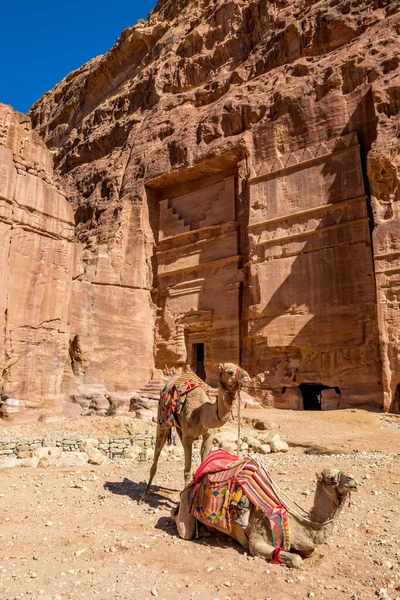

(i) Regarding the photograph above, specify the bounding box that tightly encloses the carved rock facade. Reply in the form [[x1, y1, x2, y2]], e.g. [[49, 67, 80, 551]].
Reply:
[[3, 0, 398, 416]]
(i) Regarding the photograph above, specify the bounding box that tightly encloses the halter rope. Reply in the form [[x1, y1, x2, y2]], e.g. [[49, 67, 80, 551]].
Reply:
[[253, 458, 346, 525], [216, 366, 241, 421]]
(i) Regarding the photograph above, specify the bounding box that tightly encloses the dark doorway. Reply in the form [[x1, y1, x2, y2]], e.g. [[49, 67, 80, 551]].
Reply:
[[299, 384, 341, 410], [392, 384, 400, 414], [192, 343, 206, 381], [299, 384, 324, 410]]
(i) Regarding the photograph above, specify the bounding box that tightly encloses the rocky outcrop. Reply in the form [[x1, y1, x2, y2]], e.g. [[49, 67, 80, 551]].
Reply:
[[19, 0, 400, 412], [0, 104, 78, 422]]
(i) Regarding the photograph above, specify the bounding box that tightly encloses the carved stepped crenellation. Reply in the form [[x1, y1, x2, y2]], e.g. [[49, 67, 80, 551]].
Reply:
[[198, 197, 231, 228], [198, 177, 236, 229], [137, 380, 167, 400], [159, 199, 191, 240]]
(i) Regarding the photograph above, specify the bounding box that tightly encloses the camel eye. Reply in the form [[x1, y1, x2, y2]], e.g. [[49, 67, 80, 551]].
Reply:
[[227, 369, 233, 374]]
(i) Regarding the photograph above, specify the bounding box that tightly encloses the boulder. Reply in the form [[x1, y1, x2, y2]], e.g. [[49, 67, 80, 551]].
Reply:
[[58, 452, 90, 467], [37, 456, 54, 468], [123, 446, 143, 460], [213, 431, 237, 446], [108, 393, 133, 414], [220, 441, 237, 454], [69, 384, 109, 412], [270, 440, 289, 453], [240, 391, 261, 408], [258, 432, 280, 445], [252, 419, 277, 431], [138, 448, 154, 461], [89, 396, 111, 415], [87, 449, 106, 465], [0, 398, 24, 421], [245, 436, 262, 451], [20, 456, 40, 468], [135, 407, 156, 421], [258, 444, 272, 454], [81, 438, 100, 453], [33, 447, 62, 460]]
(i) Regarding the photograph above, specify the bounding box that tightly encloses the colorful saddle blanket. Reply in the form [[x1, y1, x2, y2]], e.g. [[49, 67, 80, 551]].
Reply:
[[157, 371, 211, 429], [189, 449, 290, 550]]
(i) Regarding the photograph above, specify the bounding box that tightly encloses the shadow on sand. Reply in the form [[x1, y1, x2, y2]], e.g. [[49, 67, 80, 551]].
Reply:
[[105, 479, 244, 552], [104, 477, 179, 509], [154, 514, 245, 553]]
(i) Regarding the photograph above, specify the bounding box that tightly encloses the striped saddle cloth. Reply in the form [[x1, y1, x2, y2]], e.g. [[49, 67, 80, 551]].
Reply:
[[189, 449, 291, 550], [157, 371, 211, 429]]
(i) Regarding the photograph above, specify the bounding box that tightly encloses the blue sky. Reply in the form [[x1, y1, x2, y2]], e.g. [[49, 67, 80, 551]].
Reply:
[[1, 0, 157, 114]]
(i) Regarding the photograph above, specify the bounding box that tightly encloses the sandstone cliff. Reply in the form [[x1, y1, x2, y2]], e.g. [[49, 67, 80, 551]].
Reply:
[[0, 104, 79, 421], [24, 0, 400, 413]]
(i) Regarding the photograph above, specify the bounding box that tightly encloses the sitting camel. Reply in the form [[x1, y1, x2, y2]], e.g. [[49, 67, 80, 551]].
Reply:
[[145, 363, 250, 493], [173, 466, 358, 568]]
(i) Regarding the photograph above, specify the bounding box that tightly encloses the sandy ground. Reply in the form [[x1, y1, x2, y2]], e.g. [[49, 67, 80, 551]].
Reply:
[[0, 408, 399, 600]]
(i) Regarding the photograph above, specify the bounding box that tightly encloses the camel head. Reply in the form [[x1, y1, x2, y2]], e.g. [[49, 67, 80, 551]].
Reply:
[[218, 363, 251, 393], [317, 468, 358, 499]]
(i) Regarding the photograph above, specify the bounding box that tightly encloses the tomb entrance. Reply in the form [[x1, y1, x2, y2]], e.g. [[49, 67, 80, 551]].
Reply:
[[148, 170, 243, 386]]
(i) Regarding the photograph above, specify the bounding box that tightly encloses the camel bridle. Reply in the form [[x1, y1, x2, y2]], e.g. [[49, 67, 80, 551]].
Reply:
[[323, 471, 354, 506], [220, 366, 242, 395], [252, 460, 352, 525], [216, 366, 242, 421]]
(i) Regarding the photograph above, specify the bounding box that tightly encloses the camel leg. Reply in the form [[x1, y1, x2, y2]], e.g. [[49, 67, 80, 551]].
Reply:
[[182, 435, 193, 485], [145, 425, 170, 494], [175, 426, 183, 445], [172, 485, 196, 540], [200, 431, 213, 462], [249, 534, 303, 568], [230, 522, 250, 550]]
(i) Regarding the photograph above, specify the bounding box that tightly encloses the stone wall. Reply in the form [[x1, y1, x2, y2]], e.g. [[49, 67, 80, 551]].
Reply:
[[0, 433, 154, 460]]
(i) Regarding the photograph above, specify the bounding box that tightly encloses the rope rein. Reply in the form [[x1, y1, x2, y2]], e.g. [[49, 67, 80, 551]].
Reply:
[[237, 386, 241, 458], [253, 458, 345, 525]]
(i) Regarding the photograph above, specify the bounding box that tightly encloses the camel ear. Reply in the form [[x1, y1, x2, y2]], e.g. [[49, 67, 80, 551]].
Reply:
[[218, 363, 224, 373]]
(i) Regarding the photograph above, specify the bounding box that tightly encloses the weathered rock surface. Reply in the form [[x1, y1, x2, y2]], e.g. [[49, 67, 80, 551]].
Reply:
[[0, 104, 78, 422], [1, 0, 399, 418]]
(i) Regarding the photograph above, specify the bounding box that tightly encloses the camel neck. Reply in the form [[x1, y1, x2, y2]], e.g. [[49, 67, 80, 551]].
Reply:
[[309, 483, 344, 524], [216, 381, 237, 421], [290, 484, 346, 550]]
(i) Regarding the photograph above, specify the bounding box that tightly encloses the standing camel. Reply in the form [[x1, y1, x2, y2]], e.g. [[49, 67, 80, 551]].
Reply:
[[145, 363, 251, 494]]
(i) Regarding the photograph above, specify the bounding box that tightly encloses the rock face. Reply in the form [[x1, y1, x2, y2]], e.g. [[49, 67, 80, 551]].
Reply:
[[2, 0, 397, 415], [0, 104, 78, 421]]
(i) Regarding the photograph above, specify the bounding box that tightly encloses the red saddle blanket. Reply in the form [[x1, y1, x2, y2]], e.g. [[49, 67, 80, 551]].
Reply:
[[157, 371, 211, 429], [189, 449, 291, 550]]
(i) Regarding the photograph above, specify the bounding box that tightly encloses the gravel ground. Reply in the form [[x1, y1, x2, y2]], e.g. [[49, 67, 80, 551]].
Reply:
[[0, 408, 399, 600]]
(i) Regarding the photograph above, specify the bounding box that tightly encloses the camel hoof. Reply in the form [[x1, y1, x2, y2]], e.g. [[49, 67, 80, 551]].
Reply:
[[139, 490, 152, 503], [288, 554, 303, 569]]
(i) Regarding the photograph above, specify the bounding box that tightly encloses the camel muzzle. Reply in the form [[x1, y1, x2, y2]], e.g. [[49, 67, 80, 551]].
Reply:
[[345, 479, 358, 490]]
